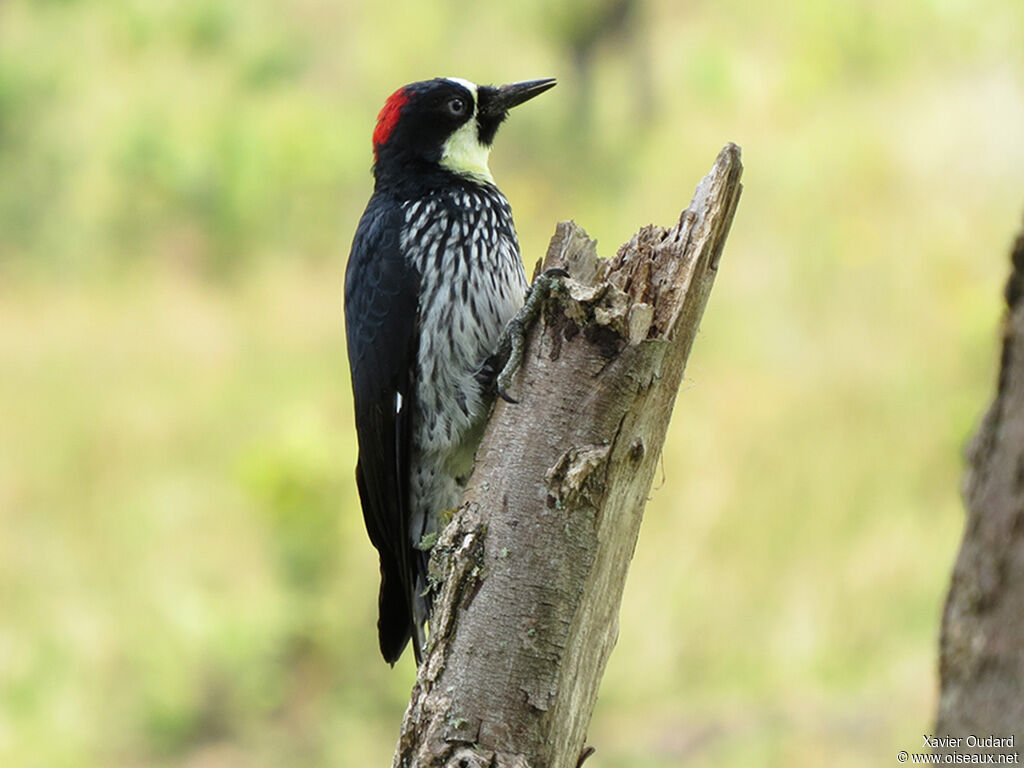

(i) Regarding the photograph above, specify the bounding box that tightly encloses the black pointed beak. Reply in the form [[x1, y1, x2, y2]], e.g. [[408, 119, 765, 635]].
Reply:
[[481, 78, 557, 116]]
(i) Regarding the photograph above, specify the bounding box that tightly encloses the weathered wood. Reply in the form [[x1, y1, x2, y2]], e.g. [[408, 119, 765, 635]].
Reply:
[[393, 144, 743, 768], [936, 217, 1024, 755]]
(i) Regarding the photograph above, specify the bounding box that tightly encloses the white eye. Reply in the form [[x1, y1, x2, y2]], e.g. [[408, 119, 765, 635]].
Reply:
[[447, 97, 468, 117]]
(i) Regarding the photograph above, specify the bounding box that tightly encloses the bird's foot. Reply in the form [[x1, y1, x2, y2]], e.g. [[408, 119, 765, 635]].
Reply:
[[576, 745, 596, 767], [492, 267, 570, 404]]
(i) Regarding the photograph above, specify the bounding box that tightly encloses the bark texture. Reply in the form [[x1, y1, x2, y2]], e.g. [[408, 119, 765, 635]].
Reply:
[[936, 216, 1024, 753], [393, 144, 743, 768]]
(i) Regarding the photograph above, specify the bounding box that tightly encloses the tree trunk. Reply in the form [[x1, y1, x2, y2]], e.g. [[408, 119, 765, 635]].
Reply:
[[392, 144, 743, 768], [936, 216, 1024, 756]]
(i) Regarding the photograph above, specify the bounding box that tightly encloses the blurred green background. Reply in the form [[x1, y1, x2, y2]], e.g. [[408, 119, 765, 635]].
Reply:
[[2, 0, 1023, 766]]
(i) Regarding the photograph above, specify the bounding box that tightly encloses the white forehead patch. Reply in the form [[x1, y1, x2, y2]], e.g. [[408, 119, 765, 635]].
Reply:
[[445, 77, 478, 101]]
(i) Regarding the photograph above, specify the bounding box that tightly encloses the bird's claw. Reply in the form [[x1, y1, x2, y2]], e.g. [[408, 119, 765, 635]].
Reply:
[[496, 380, 519, 405], [494, 267, 570, 404], [540, 267, 570, 280]]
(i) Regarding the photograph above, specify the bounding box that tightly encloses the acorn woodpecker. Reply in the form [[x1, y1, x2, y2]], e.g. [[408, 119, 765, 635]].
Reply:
[[344, 76, 556, 664]]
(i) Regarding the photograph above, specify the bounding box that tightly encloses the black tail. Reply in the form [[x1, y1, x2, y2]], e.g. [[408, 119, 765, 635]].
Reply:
[[377, 555, 415, 665]]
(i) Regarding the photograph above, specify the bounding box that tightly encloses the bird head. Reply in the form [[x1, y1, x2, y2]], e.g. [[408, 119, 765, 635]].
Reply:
[[371, 77, 556, 185]]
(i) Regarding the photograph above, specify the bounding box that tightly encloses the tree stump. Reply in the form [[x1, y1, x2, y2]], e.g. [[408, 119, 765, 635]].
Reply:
[[393, 144, 743, 768]]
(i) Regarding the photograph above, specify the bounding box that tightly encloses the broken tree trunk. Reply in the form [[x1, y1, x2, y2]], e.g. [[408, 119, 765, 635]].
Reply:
[[393, 144, 743, 768], [936, 216, 1024, 755]]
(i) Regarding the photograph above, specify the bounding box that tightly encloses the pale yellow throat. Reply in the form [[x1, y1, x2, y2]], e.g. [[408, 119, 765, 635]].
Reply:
[[440, 120, 494, 184]]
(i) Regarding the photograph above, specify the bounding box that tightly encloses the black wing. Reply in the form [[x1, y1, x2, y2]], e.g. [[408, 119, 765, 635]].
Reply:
[[344, 196, 420, 664]]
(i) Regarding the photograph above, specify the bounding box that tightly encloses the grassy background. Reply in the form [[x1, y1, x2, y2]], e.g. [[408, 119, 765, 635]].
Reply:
[[2, 1, 1023, 766]]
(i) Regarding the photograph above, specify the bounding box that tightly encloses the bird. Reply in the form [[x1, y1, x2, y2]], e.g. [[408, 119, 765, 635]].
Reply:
[[344, 76, 556, 664]]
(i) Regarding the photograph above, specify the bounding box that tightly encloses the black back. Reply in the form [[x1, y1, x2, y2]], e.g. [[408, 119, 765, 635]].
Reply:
[[344, 194, 421, 663]]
